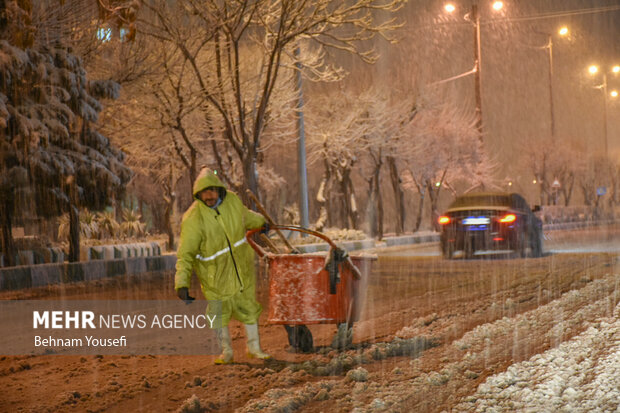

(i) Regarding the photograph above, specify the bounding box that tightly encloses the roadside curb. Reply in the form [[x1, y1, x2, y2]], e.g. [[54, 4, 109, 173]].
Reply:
[[0, 255, 176, 291], [294, 239, 376, 253], [383, 232, 439, 247]]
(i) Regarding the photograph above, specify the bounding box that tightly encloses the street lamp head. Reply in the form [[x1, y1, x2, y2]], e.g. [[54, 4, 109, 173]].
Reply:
[[612, 65, 620, 74], [558, 26, 569, 36], [492, 1, 504, 11], [611, 90, 619, 98], [588, 65, 599, 75], [444, 3, 455, 13]]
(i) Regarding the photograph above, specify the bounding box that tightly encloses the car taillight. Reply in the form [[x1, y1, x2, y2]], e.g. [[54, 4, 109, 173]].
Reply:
[[499, 214, 516, 223], [438, 216, 451, 225]]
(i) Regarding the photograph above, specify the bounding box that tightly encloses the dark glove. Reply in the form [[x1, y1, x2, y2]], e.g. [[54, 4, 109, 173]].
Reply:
[[176, 287, 195, 304], [260, 222, 270, 235]]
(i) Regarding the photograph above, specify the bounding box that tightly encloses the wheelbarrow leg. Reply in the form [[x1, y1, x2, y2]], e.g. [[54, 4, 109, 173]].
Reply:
[[284, 325, 313, 353], [331, 322, 354, 350]]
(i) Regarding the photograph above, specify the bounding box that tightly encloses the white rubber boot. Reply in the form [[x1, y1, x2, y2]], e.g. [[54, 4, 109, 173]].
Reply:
[[245, 323, 271, 360], [214, 327, 234, 365]]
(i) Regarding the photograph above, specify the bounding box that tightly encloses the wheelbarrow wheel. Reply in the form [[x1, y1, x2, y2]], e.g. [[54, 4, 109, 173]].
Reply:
[[284, 325, 314, 353], [331, 322, 354, 350]]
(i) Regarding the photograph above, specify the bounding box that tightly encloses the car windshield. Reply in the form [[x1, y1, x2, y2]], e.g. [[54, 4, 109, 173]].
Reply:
[[450, 194, 511, 209]]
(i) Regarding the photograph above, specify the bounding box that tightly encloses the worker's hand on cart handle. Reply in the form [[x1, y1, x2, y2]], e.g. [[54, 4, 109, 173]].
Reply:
[[176, 287, 195, 304], [334, 247, 348, 261], [260, 222, 270, 235]]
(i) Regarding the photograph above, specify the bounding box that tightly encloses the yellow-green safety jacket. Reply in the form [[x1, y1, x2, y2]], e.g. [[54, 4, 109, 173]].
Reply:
[[175, 169, 265, 301]]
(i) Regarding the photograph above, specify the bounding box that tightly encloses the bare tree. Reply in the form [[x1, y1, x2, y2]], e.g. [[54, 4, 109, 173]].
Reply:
[[358, 91, 411, 238], [399, 93, 494, 231], [578, 155, 614, 214], [137, 0, 404, 202], [307, 91, 372, 229], [525, 138, 582, 206]]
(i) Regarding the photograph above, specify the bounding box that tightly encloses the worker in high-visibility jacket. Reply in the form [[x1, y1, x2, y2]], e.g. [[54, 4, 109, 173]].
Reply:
[[175, 167, 270, 364]]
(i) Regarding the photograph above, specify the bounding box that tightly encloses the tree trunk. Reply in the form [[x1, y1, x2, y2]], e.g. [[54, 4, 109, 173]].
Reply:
[[427, 182, 437, 231], [374, 168, 383, 239], [0, 193, 16, 267], [609, 172, 618, 209], [321, 165, 335, 228], [164, 201, 175, 251], [427, 179, 444, 232], [413, 190, 425, 233], [164, 173, 177, 251], [581, 184, 592, 206], [388, 156, 405, 235], [242, 151, 259, 206], [189, 149, 197, 187], [563, 174, 574, 207], [341, 169, 358, 229], [68, 177, 80, 262], [367, 178, 377, 238], [68, 204, 80, 262]]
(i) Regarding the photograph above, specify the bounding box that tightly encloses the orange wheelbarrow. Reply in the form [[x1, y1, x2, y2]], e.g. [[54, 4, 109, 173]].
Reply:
[[246, 225, 375, 352]]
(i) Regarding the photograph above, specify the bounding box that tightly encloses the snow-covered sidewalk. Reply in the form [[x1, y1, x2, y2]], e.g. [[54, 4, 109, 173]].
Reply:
[[453, 302, 619, 413]]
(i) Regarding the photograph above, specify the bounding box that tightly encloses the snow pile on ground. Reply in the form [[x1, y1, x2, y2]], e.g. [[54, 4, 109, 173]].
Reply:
[[234, 272, 619, 413], [452, 277, 618, 353], [454, 302, 619, 412]]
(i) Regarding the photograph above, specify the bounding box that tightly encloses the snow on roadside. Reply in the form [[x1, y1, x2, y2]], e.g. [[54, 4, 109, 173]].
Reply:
[[234, 274, 619, 412], [454, 302, 619, 413], [452, 277, 619, 353]]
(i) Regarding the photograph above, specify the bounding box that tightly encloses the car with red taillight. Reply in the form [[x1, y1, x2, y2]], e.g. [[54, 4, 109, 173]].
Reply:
[[438, 192, 543, 259]]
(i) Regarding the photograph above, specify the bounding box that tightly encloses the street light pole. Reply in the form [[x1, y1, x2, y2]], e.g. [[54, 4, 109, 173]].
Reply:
[[601, 73, 609, 156], [534, 27, 567, 142], [589, 64, 619, 157], [294, 46, 310, 230], [546, 34, 555, 140], [472, 3, 483, 140], [445, 1, 503, 142]]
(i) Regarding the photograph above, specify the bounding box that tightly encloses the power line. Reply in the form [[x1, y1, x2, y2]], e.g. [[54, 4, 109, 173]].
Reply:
[[400, 4, 620, 32], [484, 5, 620, 25]]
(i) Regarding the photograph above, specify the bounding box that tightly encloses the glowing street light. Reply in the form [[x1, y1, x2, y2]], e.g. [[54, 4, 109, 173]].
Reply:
[[444, 3, 456, 13], [558, 26, 569, 36], [492, 1, 504, 11]]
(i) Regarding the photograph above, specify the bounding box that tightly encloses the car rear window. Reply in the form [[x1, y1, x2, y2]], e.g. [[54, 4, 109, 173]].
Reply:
[[450, 194, 511, 208]]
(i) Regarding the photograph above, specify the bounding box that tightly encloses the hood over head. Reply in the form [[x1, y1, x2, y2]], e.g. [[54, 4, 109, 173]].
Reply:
[[193, 168, 227, 200]]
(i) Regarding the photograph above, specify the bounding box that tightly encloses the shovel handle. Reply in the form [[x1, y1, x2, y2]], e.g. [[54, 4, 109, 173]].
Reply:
[[246, 189, 299, 253]]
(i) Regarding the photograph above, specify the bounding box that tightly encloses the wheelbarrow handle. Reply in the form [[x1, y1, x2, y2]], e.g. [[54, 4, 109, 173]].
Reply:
[[272, 225, 362, 279], [271, 225, 338, 249], [246, 228, 268, 257]]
